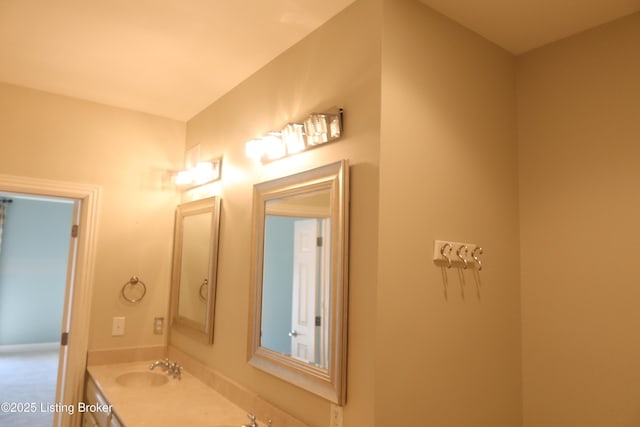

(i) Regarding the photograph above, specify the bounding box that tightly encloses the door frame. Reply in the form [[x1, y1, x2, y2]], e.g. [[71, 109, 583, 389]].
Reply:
[[0, 173, 100, 427]]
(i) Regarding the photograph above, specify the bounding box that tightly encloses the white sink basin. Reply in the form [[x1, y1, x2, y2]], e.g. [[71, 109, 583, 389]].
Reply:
[[115, 371, 169, 387]]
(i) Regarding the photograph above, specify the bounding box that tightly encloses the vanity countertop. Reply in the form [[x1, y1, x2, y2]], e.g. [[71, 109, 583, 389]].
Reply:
[[87, 361, 253, 427]]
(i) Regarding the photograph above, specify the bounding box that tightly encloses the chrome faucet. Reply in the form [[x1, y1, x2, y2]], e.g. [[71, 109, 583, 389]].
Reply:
[[149, 358, 169, 371], [167, 361, 183, 379], [149, 358, 182, 379], [241, 413, 271, 427], [242, 413, 258, 427]]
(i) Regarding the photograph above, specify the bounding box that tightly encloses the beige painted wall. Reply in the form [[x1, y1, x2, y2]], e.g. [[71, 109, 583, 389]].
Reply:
[[173, 1, 381, 426], [376, 1, 521, 425], [3, 2, 637, 425], [0, 82, 184, 350], [518, 12, 640, 427]]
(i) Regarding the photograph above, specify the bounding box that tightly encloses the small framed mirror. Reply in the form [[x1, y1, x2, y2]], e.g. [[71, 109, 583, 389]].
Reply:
[[248, 160, 349, 404], [170, 196, 221, 344]]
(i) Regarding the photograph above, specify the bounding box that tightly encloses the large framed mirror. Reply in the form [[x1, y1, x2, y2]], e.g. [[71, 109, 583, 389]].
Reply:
[[170, 196, 221, 344], [248, 160, 349, 404]]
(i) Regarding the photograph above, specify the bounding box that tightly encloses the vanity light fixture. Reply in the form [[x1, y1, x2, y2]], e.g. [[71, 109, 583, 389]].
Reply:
[[173, 157, 222, 190], [245, 108, 343, 164]]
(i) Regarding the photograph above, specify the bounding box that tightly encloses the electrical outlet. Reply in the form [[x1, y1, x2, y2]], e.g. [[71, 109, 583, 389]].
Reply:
[[112, 317, 125, 336], [153, 317, 164, 335]]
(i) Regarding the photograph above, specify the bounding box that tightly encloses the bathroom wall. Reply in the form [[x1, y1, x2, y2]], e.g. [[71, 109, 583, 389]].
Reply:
[[0, 197, 73, 345], [2, 1, 635, 425], [376, 1, 521, 426], [517, 12, 640, 427], [173, 1, 381, 426], [0, 83, 184, 351]]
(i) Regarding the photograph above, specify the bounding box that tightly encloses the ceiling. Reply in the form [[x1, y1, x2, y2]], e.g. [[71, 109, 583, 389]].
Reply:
[[0, 0, 356, 121], [1, 1, 638, 121], [419, 0, 640, 54]]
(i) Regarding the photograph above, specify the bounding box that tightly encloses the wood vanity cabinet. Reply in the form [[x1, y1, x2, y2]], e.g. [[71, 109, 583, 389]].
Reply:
[[83, 375, 125, 427]]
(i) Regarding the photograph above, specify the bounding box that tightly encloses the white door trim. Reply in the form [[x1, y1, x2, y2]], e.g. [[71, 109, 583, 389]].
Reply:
[[0, 174, 100, 427]]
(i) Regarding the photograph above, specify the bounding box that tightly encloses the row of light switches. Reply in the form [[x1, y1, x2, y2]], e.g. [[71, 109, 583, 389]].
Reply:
[[433, 240, 484, 270]]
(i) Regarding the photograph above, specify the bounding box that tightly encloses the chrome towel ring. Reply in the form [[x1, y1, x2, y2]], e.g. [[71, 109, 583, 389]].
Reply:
[[121, 276, 147, 303]]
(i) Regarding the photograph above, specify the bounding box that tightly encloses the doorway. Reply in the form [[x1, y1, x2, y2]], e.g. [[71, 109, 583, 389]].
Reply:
[[0, 174, 99, 427], [0, 194, 75, 427]]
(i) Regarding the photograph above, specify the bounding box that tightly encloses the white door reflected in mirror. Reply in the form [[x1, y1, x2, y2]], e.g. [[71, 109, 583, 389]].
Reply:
[[260, 194, 331, 369]]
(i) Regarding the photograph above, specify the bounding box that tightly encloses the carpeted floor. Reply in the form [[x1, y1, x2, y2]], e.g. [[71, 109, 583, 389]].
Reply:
[[0, 345, 58, 427]]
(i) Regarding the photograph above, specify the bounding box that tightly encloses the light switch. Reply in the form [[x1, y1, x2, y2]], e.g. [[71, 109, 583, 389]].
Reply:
[[112, 317, 125, 336]]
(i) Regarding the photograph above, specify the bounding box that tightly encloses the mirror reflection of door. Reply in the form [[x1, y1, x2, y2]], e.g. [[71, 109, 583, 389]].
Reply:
[[291, 218, 330, 366], [261, 190, 331, 369]]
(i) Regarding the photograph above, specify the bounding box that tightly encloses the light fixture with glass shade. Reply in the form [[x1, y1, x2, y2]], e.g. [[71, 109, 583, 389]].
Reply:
[[245, 108, 343, 164], [173, 157, 222, 190]]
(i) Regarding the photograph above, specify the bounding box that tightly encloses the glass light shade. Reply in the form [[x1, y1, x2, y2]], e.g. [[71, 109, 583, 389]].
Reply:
[[304, 113, 341, 146], [328, 114, 341, 139], [263, 132, 285, 160], [175, 170, 192, 186], [246, 139, 265, 160], [192, 161, 215, 185], [304, 114, 329, 146], [281, 123, 306, 154]]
